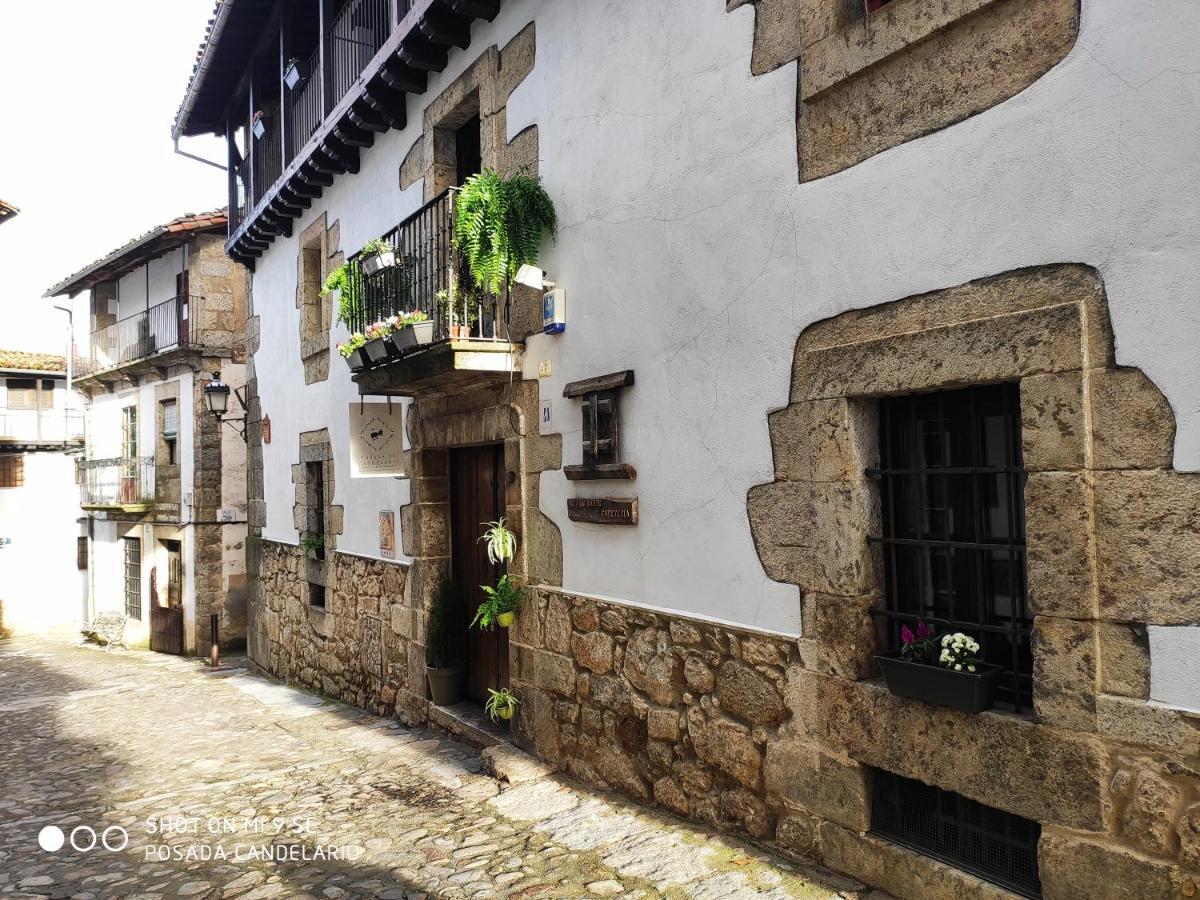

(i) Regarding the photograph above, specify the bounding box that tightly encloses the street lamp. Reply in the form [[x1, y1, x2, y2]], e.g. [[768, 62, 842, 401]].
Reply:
[[203, 371, 247, 440]]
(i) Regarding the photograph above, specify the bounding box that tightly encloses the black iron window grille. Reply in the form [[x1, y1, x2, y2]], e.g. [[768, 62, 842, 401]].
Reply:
[[872, 769, 1042, 898], [869, 384, 1033, 711]]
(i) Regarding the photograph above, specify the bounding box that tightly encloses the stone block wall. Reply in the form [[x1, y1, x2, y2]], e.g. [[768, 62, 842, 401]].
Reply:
[[732, 0, 1079, 181], [509, 589, 803, 842], [742, 264, 1200, 898], [188, 233, 248, 359], [255, 540, 411, 713]]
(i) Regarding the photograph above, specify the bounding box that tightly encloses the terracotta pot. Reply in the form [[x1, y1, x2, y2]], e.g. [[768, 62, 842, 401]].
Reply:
[[449, 324, 471, 340]]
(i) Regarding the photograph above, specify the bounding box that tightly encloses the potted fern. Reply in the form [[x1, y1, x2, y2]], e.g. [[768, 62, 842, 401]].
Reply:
[[472, 574, 523, 630], [454, 170, 557, 334], [485, 687, 519, 722], [426, 576, 466, 706], [360, 238, 396, 276]]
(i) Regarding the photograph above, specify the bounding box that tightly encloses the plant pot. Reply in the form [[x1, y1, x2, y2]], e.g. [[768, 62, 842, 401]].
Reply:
[[362, 250, 396, 276], [876, 653, 1001, 713], [386, 320, 433, 355], [496, 611, 515, 628], [449, 324, 471, 340], [363, 337, 389, 365], [496, 705, 515, 721], [426, 665, 466, 706], [342, 352, 361, 371]]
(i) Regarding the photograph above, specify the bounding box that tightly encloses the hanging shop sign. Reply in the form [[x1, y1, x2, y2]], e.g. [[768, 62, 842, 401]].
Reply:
[[349, 402, 405, 477]]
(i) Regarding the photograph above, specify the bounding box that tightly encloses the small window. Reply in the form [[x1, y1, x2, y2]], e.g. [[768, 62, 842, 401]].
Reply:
[[6, 378, 37, 410], [0, 454, 24, 488], [563, 370, 637, 480], [121, 405, 138, 460], [77, 535, 88, 570], [872, 769, 1042, 898], [871, 384, 1032, 710], [161, 399, 178, 466]]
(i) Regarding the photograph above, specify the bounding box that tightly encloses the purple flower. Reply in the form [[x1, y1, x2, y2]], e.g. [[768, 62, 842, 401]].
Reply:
[[916, 621, 932, 639], [900, 625, 915, 645]]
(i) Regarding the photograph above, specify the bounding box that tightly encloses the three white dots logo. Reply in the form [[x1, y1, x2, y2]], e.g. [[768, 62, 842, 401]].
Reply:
[[38, 824, 128, 853]]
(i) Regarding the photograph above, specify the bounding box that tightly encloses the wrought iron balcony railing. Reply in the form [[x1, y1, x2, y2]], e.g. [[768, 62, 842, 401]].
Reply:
[[82, 295, 202, 373], [80, 456, 156, 509], [346, 188, 501, 346]]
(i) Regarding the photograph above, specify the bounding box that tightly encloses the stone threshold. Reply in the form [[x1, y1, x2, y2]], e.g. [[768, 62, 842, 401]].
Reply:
[[427, 700, 514, 750]]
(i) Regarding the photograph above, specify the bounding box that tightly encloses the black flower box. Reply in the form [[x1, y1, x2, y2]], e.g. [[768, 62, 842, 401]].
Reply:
[[876, 653, 1002, 714]]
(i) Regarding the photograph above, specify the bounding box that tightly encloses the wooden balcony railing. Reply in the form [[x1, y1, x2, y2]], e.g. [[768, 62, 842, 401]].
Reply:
[[223, 0, 504, 263]]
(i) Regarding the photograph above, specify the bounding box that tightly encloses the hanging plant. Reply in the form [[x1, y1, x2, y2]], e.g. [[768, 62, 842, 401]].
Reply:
[[323, 262, 362, 332], [479, 517, 517, 565], [454, 170, 557, 296]]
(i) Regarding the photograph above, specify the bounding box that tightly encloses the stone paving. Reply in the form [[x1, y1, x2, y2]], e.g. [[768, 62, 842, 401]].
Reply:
[[0, 637, 882, 899]]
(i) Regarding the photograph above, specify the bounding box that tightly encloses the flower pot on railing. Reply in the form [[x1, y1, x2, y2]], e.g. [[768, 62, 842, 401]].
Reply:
[[362, 337, 389, 366], [387, 320, 435, 355], [449, 324, 471, 340], [361, 249, 396, 276], [876, 653, 1002, 713]]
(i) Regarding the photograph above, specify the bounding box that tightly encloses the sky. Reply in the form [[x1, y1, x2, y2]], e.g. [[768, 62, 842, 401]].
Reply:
[[0, 0, 227, 355]]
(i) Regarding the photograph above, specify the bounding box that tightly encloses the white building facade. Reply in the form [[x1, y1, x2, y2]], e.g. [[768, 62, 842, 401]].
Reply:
[[0, 351, 86, 638], [174, 2, 1200, 896], [47, 213, 249, 657]]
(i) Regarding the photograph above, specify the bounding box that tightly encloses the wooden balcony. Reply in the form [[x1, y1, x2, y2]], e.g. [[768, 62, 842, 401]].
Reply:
[[354, 338, 522, 396], [216, 0, 503, 268]]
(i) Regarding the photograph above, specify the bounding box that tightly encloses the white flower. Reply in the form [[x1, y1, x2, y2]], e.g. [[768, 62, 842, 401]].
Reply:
[[954, 664, 962, 671], [968, 665, 976, 673]]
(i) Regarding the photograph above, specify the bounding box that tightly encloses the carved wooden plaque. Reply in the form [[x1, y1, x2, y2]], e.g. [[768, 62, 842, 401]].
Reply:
[[567, 497, 638, 526]]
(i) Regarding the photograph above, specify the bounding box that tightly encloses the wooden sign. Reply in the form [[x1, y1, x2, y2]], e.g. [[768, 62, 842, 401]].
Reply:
[[567, 497, 638, 526], [262, 415, 271, 445]]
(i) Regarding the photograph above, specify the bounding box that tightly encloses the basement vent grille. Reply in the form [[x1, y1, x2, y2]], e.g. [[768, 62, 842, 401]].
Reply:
[[871, 769, 1042, 898]]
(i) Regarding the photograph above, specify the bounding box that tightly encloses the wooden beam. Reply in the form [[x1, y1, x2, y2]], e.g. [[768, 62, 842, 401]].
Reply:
[[288, 177, 323, 198], [419, 5, 471, 49], [361, 93, 406, 130], [319, 139, 360, 173], [348, 105, 389, 134], [380, 59, 427, 93], [333, 122, 373, 148], [398, 36, 447, 72], [449, 0, 500, 20], [563, 370, 636, 398], [298, 165, 334, 187]]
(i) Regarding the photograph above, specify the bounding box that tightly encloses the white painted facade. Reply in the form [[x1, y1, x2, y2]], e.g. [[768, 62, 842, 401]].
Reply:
[[247, 0, 1200, 702]]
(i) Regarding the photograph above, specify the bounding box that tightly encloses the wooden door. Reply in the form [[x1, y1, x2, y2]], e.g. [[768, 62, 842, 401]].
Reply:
[[175, 272, 190, 345], [450, 444, 509, 702]]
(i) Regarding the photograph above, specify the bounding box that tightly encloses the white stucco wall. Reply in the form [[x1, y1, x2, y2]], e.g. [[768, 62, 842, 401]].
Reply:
[[250, 0, 1200, 649], [0, 451, 85, 636], [115, 245, 186, 319]]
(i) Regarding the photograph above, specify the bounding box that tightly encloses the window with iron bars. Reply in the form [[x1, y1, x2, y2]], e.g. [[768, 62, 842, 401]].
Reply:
[[872, 769, 1042, 898], [870, 384, 1033, 712]]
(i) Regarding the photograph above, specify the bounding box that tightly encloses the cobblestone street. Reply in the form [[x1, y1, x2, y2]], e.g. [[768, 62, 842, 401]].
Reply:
[[0, 637, 878, 900]]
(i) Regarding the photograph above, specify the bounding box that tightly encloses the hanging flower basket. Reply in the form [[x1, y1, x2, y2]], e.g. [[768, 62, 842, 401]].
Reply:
[[360, 239, 397, 276]]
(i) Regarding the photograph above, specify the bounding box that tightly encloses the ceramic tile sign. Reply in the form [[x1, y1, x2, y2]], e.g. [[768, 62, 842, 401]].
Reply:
[[379, 510, 395, 559], [539, 397, 554, 435], [349, 402, 405, 477]]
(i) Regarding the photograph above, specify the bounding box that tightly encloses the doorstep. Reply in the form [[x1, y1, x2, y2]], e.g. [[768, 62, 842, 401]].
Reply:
[[427, 700, 513, 750]]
